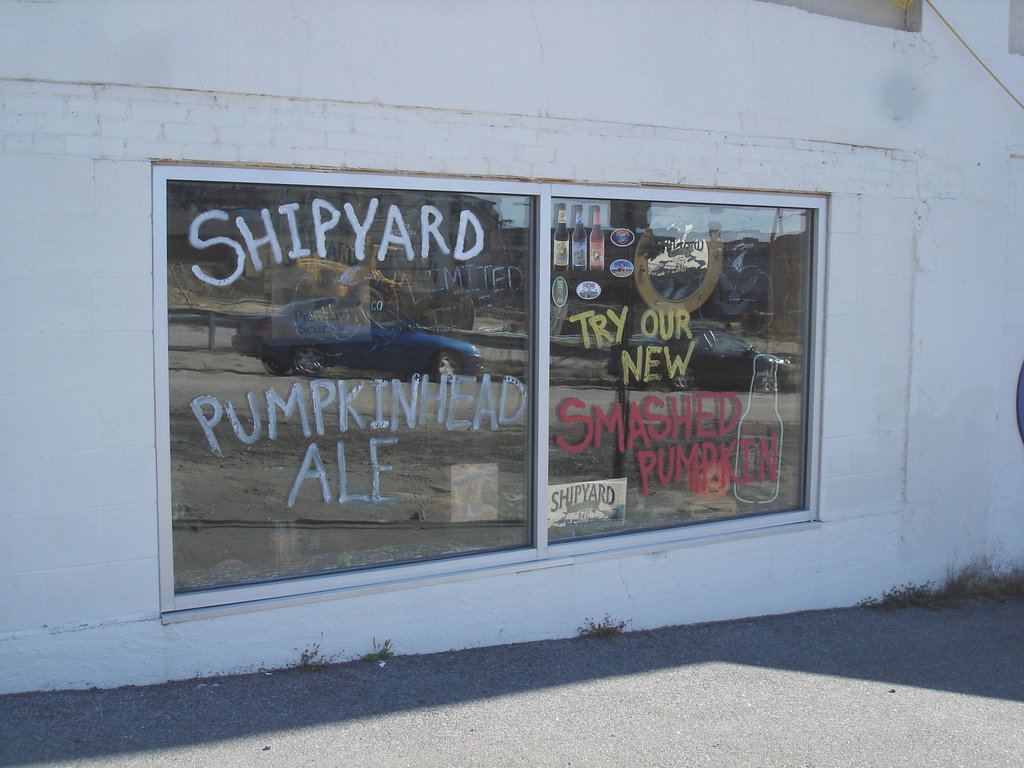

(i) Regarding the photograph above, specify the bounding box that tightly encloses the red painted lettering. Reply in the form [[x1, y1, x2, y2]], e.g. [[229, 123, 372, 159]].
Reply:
[[670, 395, 693, 442], [719, 392, 742, 436], [637, 450, 657, 495], [696, 393, 718, 437], [554, 398, 592, 453], [594, 402, 625, 452], [642, 395, 671, 442], [626, 401, 652, 450]]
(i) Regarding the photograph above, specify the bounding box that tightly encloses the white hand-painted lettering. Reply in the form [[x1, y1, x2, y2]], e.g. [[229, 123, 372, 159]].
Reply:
[[420, 205, 450, 257], [312, 198, 341, 258], [287, 442, 331, 507], [278, 202, 311, 261], [377, 204, 415, 262], [453, 209, 484, 261], [236, 208, 283, 270], [343, 197, 379, 263], [190, 375, 527, 453], [187, 197, 487, 286], [193, 375, 528, 509], [188, 211, 247, 287]]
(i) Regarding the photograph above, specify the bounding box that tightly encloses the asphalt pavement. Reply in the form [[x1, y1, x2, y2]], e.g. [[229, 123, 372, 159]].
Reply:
[[2, 599, 1023, 767]]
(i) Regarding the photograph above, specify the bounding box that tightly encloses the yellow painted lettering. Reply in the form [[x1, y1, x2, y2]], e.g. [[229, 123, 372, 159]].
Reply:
[[621, 347, 643, 385], [639, 309, 658, 338], [673, 309, 692, 340], [606, 306, 629, 344], [591, 313, 614, 347], [568, 310, 596, 348], [662, 341, 695, 379], [643, 345, 663, 382]]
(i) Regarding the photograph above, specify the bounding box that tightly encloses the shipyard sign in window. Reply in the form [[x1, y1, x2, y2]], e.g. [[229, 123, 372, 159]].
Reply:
[[157, 169, 821, 608], [163, 175, 533, 594]]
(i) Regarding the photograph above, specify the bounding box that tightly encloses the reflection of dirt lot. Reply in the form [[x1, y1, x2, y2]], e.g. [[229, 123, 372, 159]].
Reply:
[[169, 340, 529, 592], [168, 324, 806, 593]]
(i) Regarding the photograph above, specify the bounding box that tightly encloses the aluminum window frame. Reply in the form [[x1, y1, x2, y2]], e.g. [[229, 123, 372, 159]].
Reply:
[[154, 166, 826, 618]]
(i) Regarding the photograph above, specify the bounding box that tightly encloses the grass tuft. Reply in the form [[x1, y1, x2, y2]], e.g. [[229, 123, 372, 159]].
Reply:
[[941, 560, 1024, 602], [361, 637, 394, 663], [296, 638, 337, 671], [860, 560, 1024, 611], [858, 581, 943, 611], [578, 613, 629, 641]]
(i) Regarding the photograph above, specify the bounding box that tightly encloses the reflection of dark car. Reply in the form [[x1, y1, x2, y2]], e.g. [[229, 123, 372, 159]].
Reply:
[[232, 297, 483, 378], [671, 329, 791, 392], [619, 327, 793, 392]]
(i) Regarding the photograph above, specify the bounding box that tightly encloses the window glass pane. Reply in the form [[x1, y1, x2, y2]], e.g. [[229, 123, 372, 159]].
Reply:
[[166, 179, 533, 592], [547, 197, 813, 541]]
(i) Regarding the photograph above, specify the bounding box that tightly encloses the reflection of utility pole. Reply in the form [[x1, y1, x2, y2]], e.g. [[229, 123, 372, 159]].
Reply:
[[612, 282, 637, 479], [612, 343, 628, 478], [611, 202, 639, 480], [550, 302, 568, 335], [170, 262, 196, 309]]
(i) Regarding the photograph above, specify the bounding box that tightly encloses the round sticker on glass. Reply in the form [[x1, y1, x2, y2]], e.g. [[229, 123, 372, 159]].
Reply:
[[610, 228, 635, 247], [552, 276, 568, 307], [576, 280, 601, 300], [610, 259, 634, 277]]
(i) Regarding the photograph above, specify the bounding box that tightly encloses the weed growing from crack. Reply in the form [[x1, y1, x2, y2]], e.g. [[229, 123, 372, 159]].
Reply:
[[362, 637, 394, 663], [941, 560, 1024, 601], [578, 613, 629, 640], [296, 637, 337, 672], [858, 581, 944, 610], [859, 559, 1024, 611]]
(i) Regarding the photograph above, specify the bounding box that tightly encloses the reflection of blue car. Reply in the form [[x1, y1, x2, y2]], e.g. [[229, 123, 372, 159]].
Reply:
[[232, 297, 483, 378]]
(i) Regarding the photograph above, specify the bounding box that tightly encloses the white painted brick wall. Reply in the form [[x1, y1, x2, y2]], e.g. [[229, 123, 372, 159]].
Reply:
[[1, 88, 907, 568], [0, 573, 46, 630], [1, 0, 1021, 692], [0, 85, 940, 607], [819, 470, 904, 518]]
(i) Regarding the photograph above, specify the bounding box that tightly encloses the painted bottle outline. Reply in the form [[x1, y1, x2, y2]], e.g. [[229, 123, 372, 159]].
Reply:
[[589, 205, 605, 271], [732, 353, 783, 504], [553, 203, 569, 271], [570, 204, 588, 271]]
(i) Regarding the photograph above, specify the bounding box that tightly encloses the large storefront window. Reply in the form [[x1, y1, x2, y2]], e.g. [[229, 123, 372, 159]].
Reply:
[[157, 169, 821, 609], [546, 197, 813, 540], [164, 176, 534, 593]]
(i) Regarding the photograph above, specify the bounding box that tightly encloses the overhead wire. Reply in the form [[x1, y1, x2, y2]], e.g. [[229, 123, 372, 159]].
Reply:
[[898, 0, 1024, 112]]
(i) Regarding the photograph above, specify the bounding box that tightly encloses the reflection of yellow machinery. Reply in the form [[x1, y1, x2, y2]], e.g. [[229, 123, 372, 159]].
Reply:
[[287, 257, 375, 302], [287, 256, 403, 304], [287, 257, 475, 330], [290, 256, 355, 291]]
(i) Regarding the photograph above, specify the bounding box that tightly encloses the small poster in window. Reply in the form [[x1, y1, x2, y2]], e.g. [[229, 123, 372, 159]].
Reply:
[[548, 478, 627, 528], [450, 463, 500, 522]]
